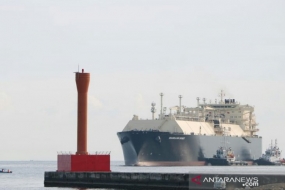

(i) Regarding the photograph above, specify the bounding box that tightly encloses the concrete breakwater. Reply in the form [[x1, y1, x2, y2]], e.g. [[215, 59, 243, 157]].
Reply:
[[44, 171, 285, 189], [45, 172, 188, 189]]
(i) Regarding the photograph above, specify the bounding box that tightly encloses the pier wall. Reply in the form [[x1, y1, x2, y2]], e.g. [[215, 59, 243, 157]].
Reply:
[[44, 171, 285, 189], [57, 155, 110, 172]]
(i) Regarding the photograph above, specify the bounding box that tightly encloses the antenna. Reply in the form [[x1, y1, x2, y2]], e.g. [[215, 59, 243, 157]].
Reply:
[[78, 65, 79, 72]]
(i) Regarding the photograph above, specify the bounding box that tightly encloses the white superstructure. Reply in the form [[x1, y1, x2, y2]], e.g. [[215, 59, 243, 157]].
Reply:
[[123, 91, 259, 137]]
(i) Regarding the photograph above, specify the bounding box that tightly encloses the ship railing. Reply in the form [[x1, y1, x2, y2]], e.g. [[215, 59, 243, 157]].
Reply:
[[175, 116, 199, 121], [57, 151, 111, 155], [175, 115, 198, 120], [89, 151, 111, 155], [171, 132, 184, 135], [214, 127, 223, 132], [241, 134, 260, 138], [244, 128, 259, 132], [57, 151, 75, 155], [229, 120, 238, 124]]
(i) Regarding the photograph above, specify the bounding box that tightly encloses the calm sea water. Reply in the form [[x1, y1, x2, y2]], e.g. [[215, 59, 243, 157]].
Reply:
[[1, 161, 285, 189]]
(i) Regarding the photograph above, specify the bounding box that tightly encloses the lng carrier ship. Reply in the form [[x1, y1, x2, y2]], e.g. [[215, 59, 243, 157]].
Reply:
[[117, 91, 262, 166]]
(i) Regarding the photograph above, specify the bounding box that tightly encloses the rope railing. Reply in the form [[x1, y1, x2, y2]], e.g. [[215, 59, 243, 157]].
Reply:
[[57, 151, 111, 155]]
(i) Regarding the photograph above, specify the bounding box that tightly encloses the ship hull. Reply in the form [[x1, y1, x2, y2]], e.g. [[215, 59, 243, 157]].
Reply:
[[205, 158, 231, 166], [205, 158, 250, 166], [253, 158, 282, 166], [117, 131, 262, 166]]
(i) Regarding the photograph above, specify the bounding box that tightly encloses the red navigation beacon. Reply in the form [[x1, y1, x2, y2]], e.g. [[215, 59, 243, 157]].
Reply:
[[57, 69, 110, 172]]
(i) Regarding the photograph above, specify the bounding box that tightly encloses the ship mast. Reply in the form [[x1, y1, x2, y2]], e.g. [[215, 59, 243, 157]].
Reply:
[[219, 90, 225, 104], [151, 102, 156, 120], [160, 93, 164, 119], [178, 95, 182, 114], [196, 97, 200, 107]]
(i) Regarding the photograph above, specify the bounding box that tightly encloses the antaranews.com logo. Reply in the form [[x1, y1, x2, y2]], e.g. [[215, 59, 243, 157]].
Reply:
[[190, 175, 259, 188]]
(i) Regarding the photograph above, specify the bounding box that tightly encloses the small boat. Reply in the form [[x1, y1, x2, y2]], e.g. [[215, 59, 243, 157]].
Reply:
[[205, 146, 248, 166], [0, 168, 12, 173], [254, 139, 285, 166], [205, 128, 248, 166]]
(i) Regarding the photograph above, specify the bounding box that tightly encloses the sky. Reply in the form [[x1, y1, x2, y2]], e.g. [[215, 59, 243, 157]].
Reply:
[[0, 0, 284, 161]]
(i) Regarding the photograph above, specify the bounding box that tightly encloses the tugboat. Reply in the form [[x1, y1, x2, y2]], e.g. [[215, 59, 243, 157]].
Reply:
[[0, 168, 12, 173], [205, 128, 248, 166], [205, 146, 248, 166], [254, 139, 285, 165]]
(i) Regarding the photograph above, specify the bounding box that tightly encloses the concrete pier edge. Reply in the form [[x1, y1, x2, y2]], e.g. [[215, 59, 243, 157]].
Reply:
[[44, 171, 285, 189]]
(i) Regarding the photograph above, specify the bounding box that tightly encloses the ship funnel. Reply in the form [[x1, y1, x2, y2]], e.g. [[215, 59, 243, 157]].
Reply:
[[75, 69, 90, 155]]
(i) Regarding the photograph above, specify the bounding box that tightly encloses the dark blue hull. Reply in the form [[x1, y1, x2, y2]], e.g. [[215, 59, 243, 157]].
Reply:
[[254, 158, 282, 166], [117, 131, 262, 166], [205, 158, 249, 166], [205, 158, 231, 166]]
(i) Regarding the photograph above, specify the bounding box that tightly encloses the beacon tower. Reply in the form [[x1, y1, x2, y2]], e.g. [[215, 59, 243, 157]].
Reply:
[[57, 69, 110, 172], [75, 69, 90, 155]]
